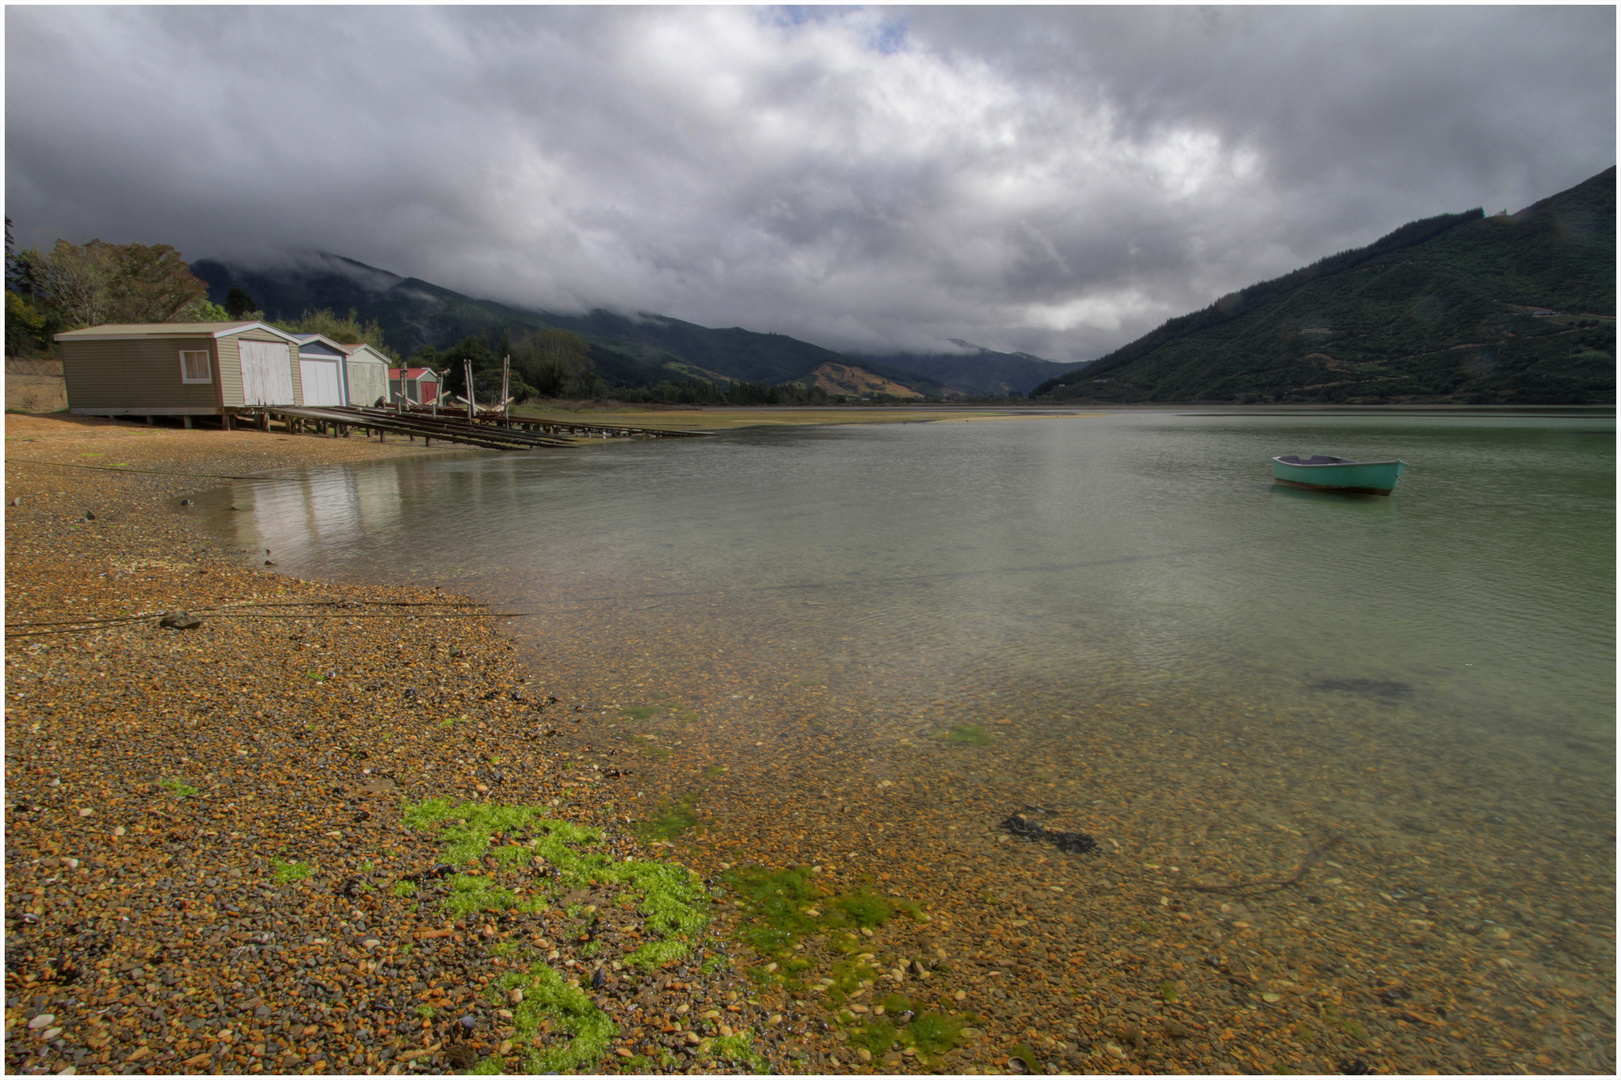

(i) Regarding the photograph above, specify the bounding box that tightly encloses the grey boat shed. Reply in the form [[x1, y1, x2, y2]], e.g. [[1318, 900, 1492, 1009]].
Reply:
[[55, 321, 306, 420]]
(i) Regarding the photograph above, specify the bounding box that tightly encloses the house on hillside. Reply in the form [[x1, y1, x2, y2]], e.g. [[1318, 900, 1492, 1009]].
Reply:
[[55, 321, 304, 421], [291, 333, 348, 406], [336, 342, 391, 407], [388, 366, 441, 405]]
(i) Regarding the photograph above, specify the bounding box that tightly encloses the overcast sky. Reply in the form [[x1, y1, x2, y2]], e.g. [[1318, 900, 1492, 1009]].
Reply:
[[6, 5, 1615, 363]]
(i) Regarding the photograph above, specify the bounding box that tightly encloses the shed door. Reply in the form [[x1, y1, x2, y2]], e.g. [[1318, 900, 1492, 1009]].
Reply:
[[239, 341, 294, 405], [299, 358, 343, 406], [349, 362, 387, 407]]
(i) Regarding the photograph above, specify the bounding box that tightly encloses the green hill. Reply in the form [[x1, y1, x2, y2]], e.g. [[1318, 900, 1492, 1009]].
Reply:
[[1033, 167, 1616, 405], [857, 341, 1088, 396], [190, 254, 953, 399]]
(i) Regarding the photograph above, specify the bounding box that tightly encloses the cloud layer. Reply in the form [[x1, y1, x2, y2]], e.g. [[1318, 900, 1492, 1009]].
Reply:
[[6, 5, 1614, 362]]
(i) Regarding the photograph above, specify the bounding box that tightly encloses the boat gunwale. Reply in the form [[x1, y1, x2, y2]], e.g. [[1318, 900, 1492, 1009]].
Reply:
[[1271, 455, 1408, 468]]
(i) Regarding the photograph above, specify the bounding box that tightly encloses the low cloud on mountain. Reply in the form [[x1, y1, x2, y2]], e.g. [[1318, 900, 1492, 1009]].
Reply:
[[6, 6, 1613, 363]]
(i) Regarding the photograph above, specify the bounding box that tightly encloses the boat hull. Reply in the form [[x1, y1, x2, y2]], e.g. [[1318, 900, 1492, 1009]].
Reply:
[[1271, 456, 1408, 496]]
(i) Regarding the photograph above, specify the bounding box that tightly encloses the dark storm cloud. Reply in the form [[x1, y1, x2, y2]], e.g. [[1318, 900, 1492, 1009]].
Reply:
[[6, 5, 1613, 362]]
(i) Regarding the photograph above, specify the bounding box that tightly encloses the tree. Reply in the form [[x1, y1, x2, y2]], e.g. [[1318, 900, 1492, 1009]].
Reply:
[[13, 238, 210, 327], [5, 290, 49, 357], [512, 327, 593, 398], [224, 287, 259, 320], [178, 298, 232, 322], [272, 307, 397, 360]]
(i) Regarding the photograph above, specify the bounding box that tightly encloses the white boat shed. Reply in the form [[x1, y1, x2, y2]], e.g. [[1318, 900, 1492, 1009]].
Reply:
[[291, 333, 349, 406], [336, 342, 392, 407]]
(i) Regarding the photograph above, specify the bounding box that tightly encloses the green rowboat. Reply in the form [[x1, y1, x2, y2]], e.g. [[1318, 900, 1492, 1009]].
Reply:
[[1272, 454, 1409, 496]]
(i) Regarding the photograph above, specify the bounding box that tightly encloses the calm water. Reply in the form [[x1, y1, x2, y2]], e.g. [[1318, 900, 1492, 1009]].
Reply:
[[213, 409, 1615, 753], [202, 408, 1616, 1069]]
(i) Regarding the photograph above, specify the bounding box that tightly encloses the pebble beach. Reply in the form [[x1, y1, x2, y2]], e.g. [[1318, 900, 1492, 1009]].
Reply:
[[5, 413, 1615, 1076], [3, 416, 807, 1075]]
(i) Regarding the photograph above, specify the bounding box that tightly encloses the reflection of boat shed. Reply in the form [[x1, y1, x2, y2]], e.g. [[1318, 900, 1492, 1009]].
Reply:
[[291, 333, 348, 406], [55, 321, 304, 419], [336, 342, 392, 407], [388, 366, 441, 404]]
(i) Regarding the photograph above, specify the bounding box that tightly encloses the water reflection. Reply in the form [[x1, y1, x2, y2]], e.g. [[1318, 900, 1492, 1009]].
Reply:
[[224, 466, 405, 555]]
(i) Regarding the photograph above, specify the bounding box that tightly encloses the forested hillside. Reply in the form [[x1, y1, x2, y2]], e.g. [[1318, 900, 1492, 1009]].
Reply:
[[858, 342, 1088, 396], [190, 256, 960, 401], [1033, 168, 1615, 405]]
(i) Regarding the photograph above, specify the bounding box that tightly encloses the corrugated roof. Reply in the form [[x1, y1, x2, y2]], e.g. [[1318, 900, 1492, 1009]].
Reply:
[[55, 321, 301, 343], [292, 332, 345, 348]]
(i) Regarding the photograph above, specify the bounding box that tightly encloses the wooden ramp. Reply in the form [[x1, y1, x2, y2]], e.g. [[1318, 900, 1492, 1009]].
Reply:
[[247, 406, 710, 451]]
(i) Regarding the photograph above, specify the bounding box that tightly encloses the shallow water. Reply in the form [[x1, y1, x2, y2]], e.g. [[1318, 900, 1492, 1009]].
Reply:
[[205, 408, 1616, 1071], [214, 409, 1614, 747]]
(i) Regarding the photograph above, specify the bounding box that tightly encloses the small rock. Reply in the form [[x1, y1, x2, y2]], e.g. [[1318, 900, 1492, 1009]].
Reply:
[[28, 1014, 56, 1030], [159, 612, 202, 630], [82, 511, 96, 521]]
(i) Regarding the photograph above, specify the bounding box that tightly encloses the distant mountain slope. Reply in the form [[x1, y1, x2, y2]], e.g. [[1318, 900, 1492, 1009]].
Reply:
[[512, 307, 952, 393], [1033, 167, 1616, 405], [192, 255, 958, 398], [859, 341, 1088, 396]]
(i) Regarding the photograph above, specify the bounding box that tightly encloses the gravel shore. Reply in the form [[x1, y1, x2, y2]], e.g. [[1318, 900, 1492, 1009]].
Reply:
[[4, 415, 809, 1075], [6, 414, 1613, 1077]]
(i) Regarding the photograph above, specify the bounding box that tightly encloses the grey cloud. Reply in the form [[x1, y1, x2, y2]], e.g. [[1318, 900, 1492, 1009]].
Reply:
[[6, 5, 1613, 364]]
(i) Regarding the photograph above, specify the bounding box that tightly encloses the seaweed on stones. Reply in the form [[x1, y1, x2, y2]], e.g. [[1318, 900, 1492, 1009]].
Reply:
[[999, 812, 1099, 855]]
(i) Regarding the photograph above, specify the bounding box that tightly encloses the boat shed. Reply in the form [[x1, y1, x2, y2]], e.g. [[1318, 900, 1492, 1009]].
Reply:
[[55, 321, 305, 419], [291, 333, 349, 406], [388, 366, 442, 405], [336, 342, 392, 407]]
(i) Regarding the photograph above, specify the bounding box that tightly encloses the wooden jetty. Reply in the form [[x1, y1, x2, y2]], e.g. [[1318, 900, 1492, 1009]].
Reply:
[[235, 406, 711, 451]]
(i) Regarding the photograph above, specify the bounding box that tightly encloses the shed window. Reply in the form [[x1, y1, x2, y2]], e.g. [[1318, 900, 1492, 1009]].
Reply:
[[179, 350, 212, 384]]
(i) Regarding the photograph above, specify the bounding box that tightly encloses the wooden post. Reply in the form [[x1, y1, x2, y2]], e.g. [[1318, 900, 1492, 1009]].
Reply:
[[501, 354, 511, 427], [182, 415, 192, 429], [465, 358, 476, 421], [223, 412, 233, 431]]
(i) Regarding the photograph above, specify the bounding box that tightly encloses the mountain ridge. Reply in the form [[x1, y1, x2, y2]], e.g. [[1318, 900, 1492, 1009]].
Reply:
[[1032, 167, 1615, 404], [191, 256, 1027, 399]]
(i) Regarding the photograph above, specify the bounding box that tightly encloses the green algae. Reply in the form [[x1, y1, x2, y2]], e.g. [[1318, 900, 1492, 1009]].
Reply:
[[492, 962, 617, 1074], [632, 791, 704, 843], [942, 724, 992, 746]]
